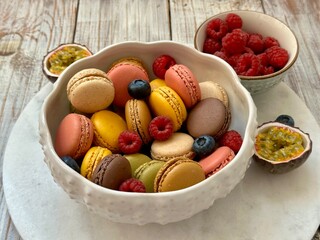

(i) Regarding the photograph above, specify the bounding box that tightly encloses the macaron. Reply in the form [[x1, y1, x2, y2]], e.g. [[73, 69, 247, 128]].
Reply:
[[199, 146, 235, 177], [187, 98, 231, 139], [125, 99, 152, 144], [134, 160, 165, 192], [54, 113, 94, 159], [199, 81, 229, 107], [150, 132, 195, 161], [91, 110, 127, 153], [67, 68, 115, 113], [148, 86, 187, 131], [106, 57, 149, 107], [164, 64, 201, 108], [80, 146, 112, 179], [91, 154, 132, 190], [124, 153, 152, 176], [154, 157, 205, 192], [150, 78, 166, 90]]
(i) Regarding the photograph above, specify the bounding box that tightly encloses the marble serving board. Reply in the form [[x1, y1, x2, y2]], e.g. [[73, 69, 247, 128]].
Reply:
[[3, 82, 320, 240]]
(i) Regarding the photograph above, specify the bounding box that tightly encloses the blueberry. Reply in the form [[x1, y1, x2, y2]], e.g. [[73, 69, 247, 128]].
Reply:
[[192, 135, 215, 159], [61, 156, 80, 173], [128, 79, 151, 99], [275, 114, 295, 127]]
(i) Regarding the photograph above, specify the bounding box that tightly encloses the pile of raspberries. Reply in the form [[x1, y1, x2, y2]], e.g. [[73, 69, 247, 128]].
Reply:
[[202, 13, 289, 76]]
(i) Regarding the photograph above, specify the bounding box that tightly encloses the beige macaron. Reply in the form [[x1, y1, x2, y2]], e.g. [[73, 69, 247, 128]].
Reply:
[[150, 132, 195, 161], [67, 68, 115, 113], [199, 81, 229, 107]]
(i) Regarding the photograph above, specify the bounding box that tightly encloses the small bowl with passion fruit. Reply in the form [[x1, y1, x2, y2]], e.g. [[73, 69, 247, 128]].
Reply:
[[253, 115, 312, 174], [42, 43, 92, 83]]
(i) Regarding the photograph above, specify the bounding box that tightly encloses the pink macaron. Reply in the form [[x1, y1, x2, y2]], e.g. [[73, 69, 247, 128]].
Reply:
[[54, 113, 94, 159], [199, 146, 235, 176], [106, 58, 149, 107], [164, 64, 201, 108]]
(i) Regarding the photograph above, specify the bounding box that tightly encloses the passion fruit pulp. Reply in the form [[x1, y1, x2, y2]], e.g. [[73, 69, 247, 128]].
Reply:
[[42, 43, 92, 83], [253, 121, 312, 174]]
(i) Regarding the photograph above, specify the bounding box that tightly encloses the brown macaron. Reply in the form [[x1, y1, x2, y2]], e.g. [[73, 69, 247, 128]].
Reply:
[[186, 98, 231, 139], [91, 154, 132, 190]]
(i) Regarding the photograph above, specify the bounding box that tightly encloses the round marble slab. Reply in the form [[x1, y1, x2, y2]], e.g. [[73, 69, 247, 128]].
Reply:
[[3, 82, 320, 240]]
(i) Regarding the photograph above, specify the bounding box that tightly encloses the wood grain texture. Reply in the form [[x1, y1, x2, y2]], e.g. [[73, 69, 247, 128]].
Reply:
[[74, 0, 170, 52], [263, 0, 320, 125], [0, 0, 319, 239]]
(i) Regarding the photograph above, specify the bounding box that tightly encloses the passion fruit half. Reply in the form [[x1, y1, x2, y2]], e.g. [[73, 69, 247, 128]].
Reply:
[[42, 43, 92, 83], [253, 121, 312, 174]]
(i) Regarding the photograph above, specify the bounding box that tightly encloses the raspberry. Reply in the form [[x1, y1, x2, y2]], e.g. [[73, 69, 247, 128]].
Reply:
[[257, 53, 269, 67], [203, 37, 222, 54], [119, 178, 146, 192], [265, 46, 289, 69], [222, 31, 246, 55], [225, 13, 242, 31], [247, 34, 265, 54], [149, 116, 174, 141], [235, 53, 261, 76], [259, 65, 274, 75], [152, 55, 176, 79], [243, 47, 254, 54], [264, 36, 280, 49], [214, 51, 229, 62], [232, 29, 249, 43], [219, 130, 243, 153], [206, 18, 228, 41], [118, 130, 143, 154], [227, 54, 241, 68]]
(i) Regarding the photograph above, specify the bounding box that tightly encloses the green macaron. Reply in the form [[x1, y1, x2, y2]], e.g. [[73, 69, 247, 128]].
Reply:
[[134, 160, 165, 193]]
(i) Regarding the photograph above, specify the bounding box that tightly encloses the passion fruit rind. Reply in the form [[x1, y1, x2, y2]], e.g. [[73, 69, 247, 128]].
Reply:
[[42, 43, 92, 83], [253, 121, 312, 174]]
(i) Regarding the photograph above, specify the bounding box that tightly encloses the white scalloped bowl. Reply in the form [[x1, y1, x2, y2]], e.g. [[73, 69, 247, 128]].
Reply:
[[39, 41, 257, 225], [194, 10, 299, 94]]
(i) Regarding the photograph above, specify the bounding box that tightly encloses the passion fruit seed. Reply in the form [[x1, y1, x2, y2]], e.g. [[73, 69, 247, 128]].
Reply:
[[48, 46, 91, 75], [255, 126, 304, 162]]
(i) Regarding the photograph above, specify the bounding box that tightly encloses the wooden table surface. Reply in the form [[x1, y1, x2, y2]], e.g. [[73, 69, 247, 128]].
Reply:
[[1, 0, 319, 239]]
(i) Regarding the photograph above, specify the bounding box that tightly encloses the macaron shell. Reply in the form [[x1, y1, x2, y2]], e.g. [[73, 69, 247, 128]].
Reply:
[[124, 153, 152, 176], [80, 146, 112, 179], [91, 110, 127, 152], [187, 98, 230, 138], [106, 61, 149, 107], [67, 68, 115, 113], [199, 81, 229, 107], [91, 154, 132, 190], [150, 78, 166, 90], [148, 86, 187, 131], [134, 160, 165, 193], [165, 64, 201, 108], [54, 113, 93, 159], [154, 158, 205, 192], [150, 132, 195, 161], [199, 146, 235, 176], [125, 99, 152, 144]]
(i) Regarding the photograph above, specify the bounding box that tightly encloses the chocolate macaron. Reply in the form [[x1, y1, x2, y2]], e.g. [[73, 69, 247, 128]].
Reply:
[[91, 154, 132, 190], [186, 98, 231, 139]]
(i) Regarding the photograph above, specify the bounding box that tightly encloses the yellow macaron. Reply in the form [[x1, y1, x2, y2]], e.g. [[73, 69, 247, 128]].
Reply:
[[148, 86, 187, 132], [91, 110, 127, 152], [80, 146, 112, 179]]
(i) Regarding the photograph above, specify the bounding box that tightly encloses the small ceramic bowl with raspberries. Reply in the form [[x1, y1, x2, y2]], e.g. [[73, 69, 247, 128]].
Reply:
[[194, 10, 299, 94], [39, 41, 257, 225]]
